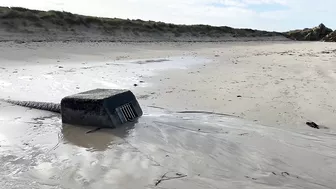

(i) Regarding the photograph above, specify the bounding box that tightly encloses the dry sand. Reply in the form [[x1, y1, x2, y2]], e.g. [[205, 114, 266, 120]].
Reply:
[[1, 41, 336, 189], [133, 41, 336, 129]]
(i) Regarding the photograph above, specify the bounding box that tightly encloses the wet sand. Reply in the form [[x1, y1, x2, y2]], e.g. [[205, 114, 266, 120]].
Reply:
[[1, 105, 336, 189], [1, 41, 336, 188]]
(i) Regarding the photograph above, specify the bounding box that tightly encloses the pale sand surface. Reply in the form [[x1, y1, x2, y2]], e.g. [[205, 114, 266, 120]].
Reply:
[[1, 41, 336, 189], [133, 42, 336, 129], [2, 41, 335, 129]]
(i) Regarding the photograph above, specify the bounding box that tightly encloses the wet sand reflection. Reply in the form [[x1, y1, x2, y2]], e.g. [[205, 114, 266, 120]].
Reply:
[[61, 121, 136, 151]]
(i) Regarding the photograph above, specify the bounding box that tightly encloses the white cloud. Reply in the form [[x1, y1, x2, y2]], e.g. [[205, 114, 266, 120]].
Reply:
[[243, 0, 287, 5], [1, 0, 335, 31]]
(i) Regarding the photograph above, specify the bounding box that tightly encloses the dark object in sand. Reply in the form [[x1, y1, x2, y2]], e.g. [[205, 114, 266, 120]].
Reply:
[[306, 121, 319, 129], [135, 59, 170, 64], [1, 89, 143, 128]]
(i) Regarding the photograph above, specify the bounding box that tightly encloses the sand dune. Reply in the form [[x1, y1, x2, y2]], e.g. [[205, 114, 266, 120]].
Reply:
[[0, 6, 290, 42]]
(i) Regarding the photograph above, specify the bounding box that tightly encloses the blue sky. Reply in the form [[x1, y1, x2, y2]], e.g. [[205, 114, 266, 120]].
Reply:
[[1, 0, 335, 31]]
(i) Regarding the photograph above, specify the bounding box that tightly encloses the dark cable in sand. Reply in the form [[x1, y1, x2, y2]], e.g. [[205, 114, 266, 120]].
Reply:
[[86, 127, 103, 133], [148, 105, 238, 118], [155, 171, 187, 186], [0, 99, 61, 113], [176, 110, 239, 117], [48, 132, 63, 152]]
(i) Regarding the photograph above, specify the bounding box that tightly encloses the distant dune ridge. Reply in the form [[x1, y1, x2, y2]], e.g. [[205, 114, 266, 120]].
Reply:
[[0, 6, 334, 42]]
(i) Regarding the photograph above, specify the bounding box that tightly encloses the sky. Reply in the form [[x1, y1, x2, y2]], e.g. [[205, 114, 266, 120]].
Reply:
[[1, 0, 335, 31]]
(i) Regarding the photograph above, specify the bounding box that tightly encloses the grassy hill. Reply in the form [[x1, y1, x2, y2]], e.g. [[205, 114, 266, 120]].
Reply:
[[0, 6, 289, 42]]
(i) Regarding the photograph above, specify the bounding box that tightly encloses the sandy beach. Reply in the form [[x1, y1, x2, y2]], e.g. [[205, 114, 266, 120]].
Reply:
[[2, 3, 336, 189], [1, 41, 336, 129], [135, 41, 336, 129], [1, 41, 336, 189]]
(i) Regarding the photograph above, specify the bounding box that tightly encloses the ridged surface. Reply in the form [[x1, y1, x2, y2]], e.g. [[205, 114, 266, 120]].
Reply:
[[1, 99, 61, 113]]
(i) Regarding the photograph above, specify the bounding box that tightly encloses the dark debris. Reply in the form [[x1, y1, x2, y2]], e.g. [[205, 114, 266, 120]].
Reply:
[[306, 122, 319, 129]]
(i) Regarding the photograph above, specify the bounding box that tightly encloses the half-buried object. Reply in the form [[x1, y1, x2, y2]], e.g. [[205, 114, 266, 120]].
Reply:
[[61, 88, 143, 128], [1, 88, 143, 128]]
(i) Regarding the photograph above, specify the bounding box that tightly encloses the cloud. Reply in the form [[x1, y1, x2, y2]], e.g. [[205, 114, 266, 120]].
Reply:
[[1, 0, 335, 31]]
